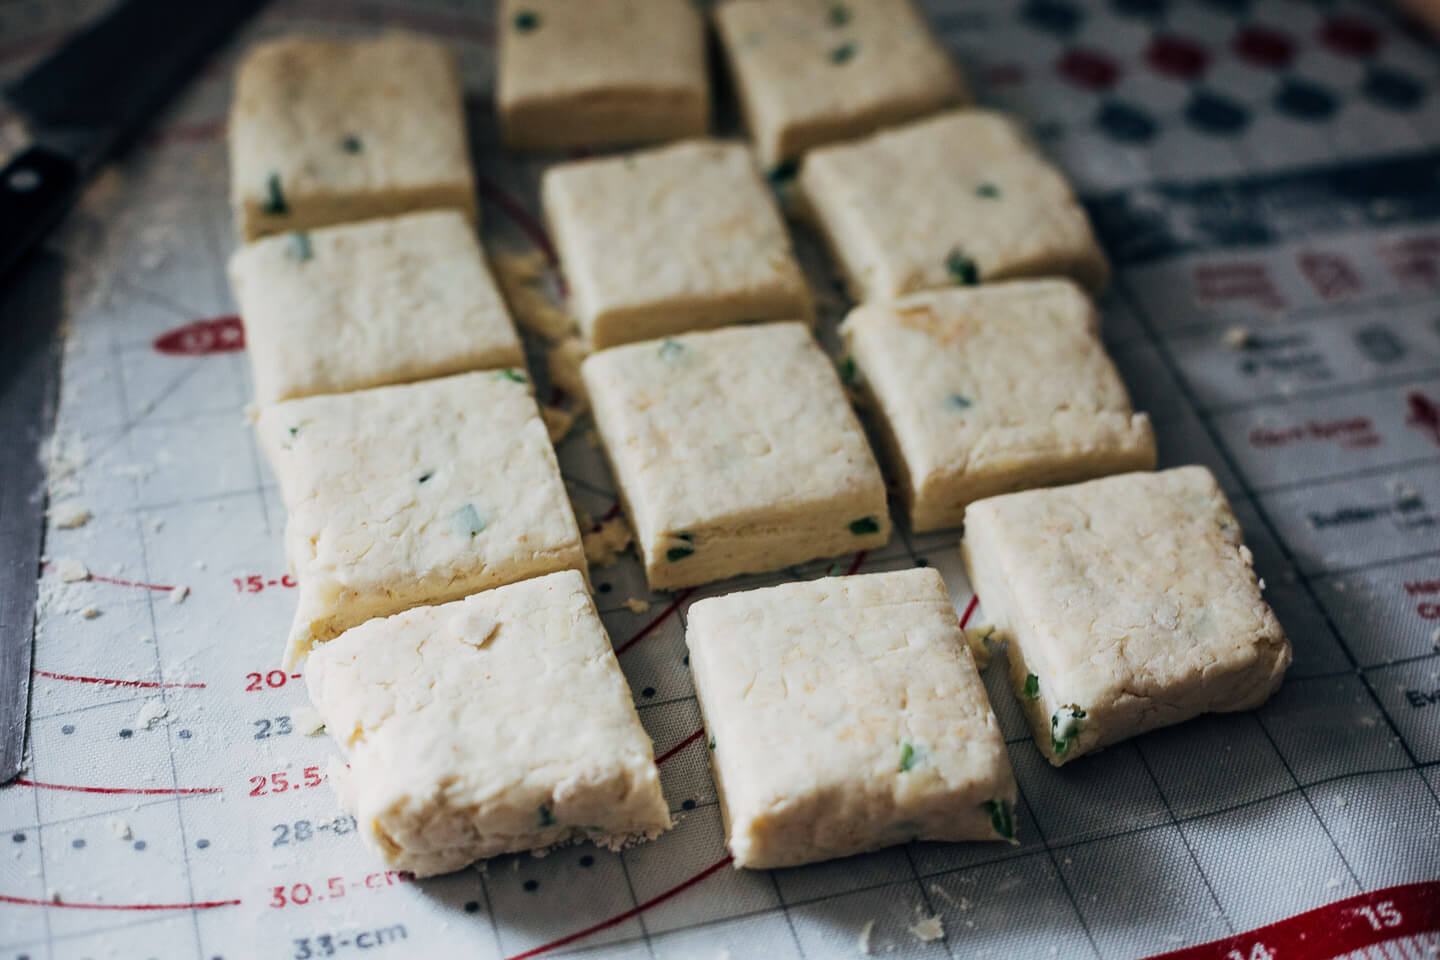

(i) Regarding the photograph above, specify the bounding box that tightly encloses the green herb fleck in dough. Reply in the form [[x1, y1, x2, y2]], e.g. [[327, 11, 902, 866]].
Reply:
[[513, 10, 541, 31], [262, 173, 288, 216], [418, 472, 433, 484], [947, 249, 979, 286], [537, 805, 556, 828], [838, 355, 857, 384], [1023, 674, 1040, 700], [707, 736, 716, 751], [341, 135, 363, 154], [946, 393, 972, 410], [767, 160, 799, 186], [983, 799, 1015, 840], [496, 368, 527, 383], [849, 516, 880, 536], [898, 740, 922, 772], [288, 232, 313, 262], [827, 3, 851, 26], [453, 504, 486, 538], [975, 183, 1001, 199], [830, 43, 856, 64], [1050, 705, 1086, 756], [288, 426, 300, 438], [667, 545, 695, 562], [659, 339, 685, 364]]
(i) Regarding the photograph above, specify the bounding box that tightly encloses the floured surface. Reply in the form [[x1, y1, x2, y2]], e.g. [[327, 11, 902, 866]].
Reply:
[[4, 0, 1440, 958]]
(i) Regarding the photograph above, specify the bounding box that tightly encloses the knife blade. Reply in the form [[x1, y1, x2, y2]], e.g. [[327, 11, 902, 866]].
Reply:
[[0, 0, 268, 282], [0, 0, 267, 783]]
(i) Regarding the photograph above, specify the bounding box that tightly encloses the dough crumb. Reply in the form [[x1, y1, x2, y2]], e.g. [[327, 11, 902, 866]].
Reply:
[[82, 607, 101, 620], [583, 516, 633, 568], [293, 706, 326, 736], [1223, 325, 1254, 349], [108, 817, 132, 841], [547, 336, 591, 412], [541, 404, 575, 444], [51, 500, 91, 529], [135, 699, 168, 730], [857, 919, 876, 955], [449, 610, 500, 649], [963, 624, 997, 669], [56, 558, 89, 582], [909, 914, 944, 943], [494, 250, 574, 342], [169, 585, 190, 605], [623, 598, 650, 614]]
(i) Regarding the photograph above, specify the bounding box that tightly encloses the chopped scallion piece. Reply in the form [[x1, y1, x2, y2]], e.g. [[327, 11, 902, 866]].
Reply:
[[827, 3, 851, 26], [946, 393, 972, 410], [947, 249, 979, 286], [288, 232, 313, 262], [262, 173, 288, 215], [830, 43, 856, 64], [898, 740, 921, 772], [849, 516, 880, 536], [537, 805, 556, 827], [1023, 674, 1040, 700], [666, 546, 694, 562], [514, 10, 540, 31], [1050, 705, 1086, 756], [453, 504, 486, 538], [982, 799, 1015, 840], [659, 339, 685, 364], [975, 183, 1001, 198], [496, 368, 527, 383], [838, 355, 857, 384], [341, 135, 363, 154], [418, 472, 433, 484]]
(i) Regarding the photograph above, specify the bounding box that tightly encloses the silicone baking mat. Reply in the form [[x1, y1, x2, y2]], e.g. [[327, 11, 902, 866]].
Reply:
[[1, 1, 1438, 958]]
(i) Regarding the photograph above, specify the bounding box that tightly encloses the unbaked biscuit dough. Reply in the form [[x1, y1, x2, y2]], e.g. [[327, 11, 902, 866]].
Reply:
[[841, 280, 1155, 531], [230, 211, 523, 404], [257, 371, 586, 666], [715, 0, 967, 169], [798, 110, 1110, 300], [229, 32, 475, 241], [306, 570, 670, 877], [496, 0, 709, 150], [543, 140, 812, 349], [686, 569, 1017, 868], [582, 323, 890, 590], [961, 467, 1291, 766]]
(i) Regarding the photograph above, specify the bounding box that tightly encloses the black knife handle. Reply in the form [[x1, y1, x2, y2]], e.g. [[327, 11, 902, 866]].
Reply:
[[0, 146, 81, 283]]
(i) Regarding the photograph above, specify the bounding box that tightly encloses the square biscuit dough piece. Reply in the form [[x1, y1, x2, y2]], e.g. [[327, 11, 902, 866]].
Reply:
[[230, 210, 523, 404], [715, 0, 967, 169], [841, 280, 1155, 532], [686, 568, 1017, 869], [798, 110, 1110, 300], [230, 31, 476, 241], [582, 323, 890, 590], [497, 0, 709, 150], [543, 139, 812, 349], [961, 467, 1292, 767], [257, 371, 586, 667], [306, 570, 670, 877]]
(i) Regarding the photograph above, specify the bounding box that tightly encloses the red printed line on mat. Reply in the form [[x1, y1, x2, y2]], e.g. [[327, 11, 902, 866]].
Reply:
[[614, 589, 696, 655], [959, 594, 979, 630], [12, 779, 220, 796], [0, 894, 240, 911], [655, 728, 705, 765], [33, 669, 205, 690], [1148, 880, 1440, 960], [505, 854, 735, 960]]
